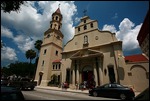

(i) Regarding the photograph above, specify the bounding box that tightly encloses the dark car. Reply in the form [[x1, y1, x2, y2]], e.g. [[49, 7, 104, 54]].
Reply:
[[8, 77, 37, 90], [89, 83, 135, 100], [1, 86, 25, 100]]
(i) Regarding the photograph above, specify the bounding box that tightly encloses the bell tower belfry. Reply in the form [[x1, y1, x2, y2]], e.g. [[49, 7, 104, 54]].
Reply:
[[34, 6, 63, 86]]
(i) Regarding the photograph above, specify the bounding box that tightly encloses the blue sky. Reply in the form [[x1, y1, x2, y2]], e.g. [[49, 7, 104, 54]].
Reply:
[[1, 1, 149, 67]]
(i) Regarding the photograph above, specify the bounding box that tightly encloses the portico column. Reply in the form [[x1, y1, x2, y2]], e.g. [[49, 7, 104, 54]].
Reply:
[[99, 67, 103, 85], [94, 63, 98, 86], [72, 69, 75, 84], [76, 63, 79, 83]]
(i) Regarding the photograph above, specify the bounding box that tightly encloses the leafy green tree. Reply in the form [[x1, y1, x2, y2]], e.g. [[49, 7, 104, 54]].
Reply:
[[25, 49, 36, 64], [2, 62, 36, 78], [1, 1, 26, 13]]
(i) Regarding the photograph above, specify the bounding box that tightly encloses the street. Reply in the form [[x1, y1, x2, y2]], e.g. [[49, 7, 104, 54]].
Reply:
[[22, 88, 119, 100]]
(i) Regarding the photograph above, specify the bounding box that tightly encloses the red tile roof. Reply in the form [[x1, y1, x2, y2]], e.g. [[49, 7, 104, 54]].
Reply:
[[53, 59, 61, 63], [125, 54, 149, 62]]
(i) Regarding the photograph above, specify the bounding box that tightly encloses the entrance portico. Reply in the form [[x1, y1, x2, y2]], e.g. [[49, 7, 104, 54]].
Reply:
[[69, 49, 103, 87]]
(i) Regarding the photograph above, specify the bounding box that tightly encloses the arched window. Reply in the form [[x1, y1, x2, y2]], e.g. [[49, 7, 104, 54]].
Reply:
[[56, 64, 57, 69], [90, 23, 93, 28], [84, 35, 88, 44], [78, 27, 80, 32], [42, 60, 44, 66], [59, 64, 61, 69], [84, 25, 87, 30], [56, 16, 58, 21], [53, 65, 55, 70]]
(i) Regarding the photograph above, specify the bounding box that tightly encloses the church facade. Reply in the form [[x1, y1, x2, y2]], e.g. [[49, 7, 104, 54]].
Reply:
[[61, 16, 130, 89], [34, 7, 148, 91]]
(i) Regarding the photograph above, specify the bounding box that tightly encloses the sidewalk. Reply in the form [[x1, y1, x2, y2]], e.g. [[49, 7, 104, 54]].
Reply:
[[35, 86, 140, 96], [35, 86, 89, 94]]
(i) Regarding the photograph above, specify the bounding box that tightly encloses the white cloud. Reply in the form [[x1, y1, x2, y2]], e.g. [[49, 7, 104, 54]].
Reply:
[[1, 1, 77, 45], [102, 24, 117, 33], [118, 18, 135, 33], [75, 17, 81, 24], [1, 25, 35, 53], [116, 18, 142, 51], [1, 46, 18, 65], [1, 1, 77, 51], [13, 35, 35, 53], [102, 18, 142, 53], [1, 25, 14, 38]]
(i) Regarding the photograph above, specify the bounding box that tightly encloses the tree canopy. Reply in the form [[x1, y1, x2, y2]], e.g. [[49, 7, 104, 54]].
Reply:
[[25, 49, 36, 64], [1, 1, 26, 13], [34, 40, 43, 52], [1, 62, 36, 78]]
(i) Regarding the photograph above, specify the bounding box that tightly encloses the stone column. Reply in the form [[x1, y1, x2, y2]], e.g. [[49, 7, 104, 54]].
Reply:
[[99, 67, 103, 85], [76, 63, 79, 83], [94, 63, 98, 86], [72, 69, 75, 84], [98, 58, 103, 86]]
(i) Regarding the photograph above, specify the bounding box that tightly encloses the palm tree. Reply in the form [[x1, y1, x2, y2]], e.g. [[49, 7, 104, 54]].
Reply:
[[34, 40, 43, 56], [33, 40, 42, 80], [34, 40, 43, 67], [25, 49, 36, 64]]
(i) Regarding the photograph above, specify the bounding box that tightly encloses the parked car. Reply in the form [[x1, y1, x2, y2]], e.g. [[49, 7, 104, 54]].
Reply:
[[89, 83, 135, 100], [134, 87, 149, 100], [1, 86, 25, 100], [8, 77, 37, 90]]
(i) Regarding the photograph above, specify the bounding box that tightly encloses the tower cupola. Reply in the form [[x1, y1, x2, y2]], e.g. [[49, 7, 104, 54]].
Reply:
[[50, 7, 63, 30]]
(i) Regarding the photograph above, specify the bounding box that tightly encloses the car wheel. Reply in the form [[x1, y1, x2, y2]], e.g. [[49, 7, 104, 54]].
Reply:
[[93, 91, 98, 97], [120, 93, 126, 100]]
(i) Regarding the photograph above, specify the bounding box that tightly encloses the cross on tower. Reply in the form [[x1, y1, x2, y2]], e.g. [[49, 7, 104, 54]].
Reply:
[[58, 3, 60, 8], [83, 9, 87, 16]]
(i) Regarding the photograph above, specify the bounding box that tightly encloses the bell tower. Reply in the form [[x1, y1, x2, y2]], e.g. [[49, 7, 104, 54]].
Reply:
[[34, 6, 63, 86]]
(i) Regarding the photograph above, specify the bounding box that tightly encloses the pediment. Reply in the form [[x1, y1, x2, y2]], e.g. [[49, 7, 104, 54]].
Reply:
[[70, 49, 103, 59], [70, 51, 82, 58]]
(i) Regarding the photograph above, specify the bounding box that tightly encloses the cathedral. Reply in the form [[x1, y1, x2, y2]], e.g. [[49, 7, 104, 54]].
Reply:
[[34, 7, 149, 92]]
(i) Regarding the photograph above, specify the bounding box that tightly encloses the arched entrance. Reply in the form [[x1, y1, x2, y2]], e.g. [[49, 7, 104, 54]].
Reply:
[[38, 72, 43, 85], [82, 65, 94, 88]]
